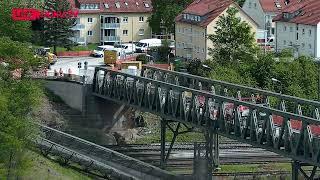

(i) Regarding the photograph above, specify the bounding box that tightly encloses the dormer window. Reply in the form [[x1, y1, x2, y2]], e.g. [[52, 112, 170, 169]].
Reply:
[[124, 2, 128, 6], [104, 3, 109, 9], [144, 3, 150, 8], [115, 2, 120, 8], [80, 3, 99, 10]]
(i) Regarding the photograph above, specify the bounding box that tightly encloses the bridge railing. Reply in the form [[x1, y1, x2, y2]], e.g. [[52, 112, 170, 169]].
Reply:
[[35, 137, 136, 179], [93, 67, 320, 167], [141, 65, 320, 119], [38, 124, 179, 180]]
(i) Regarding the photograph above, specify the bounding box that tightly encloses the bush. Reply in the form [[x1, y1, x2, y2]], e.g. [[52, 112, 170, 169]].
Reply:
[[136, 54, 148, 64]]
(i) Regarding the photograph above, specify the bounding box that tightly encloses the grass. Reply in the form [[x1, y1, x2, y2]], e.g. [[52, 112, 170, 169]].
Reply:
[[55, 44, 98, 53], [219, 163, 292, 173], [21, 151, 92, 180]]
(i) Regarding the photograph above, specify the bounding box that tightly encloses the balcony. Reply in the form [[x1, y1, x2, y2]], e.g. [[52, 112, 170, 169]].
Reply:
[[70, 37, 86, 45], [101, 23, 120, 29], [102, 36, 120, 42], [72, 24, 85, 30]]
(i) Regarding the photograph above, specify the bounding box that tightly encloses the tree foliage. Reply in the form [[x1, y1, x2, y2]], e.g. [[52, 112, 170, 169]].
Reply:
[[0, 37, 43, 178], [208, 7, 258, 65], [148, 0, 192, 34], [0, 0, 39, 42], [41, 0, 76, 54]]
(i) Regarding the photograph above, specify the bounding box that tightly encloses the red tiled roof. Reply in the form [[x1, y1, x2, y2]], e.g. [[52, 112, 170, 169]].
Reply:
[[259, 0, 286, 13], [175, 0, 234, 27], [273, 0, 320, 26], [75, 0, 152, 14]]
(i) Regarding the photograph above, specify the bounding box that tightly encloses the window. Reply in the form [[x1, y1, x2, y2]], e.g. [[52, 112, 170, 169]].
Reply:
[[290, 41, 293, 46], [81, 3, 99, 9], [309, 29, 312, 36], [202, 32, 205, 37], [88, 18, 93, 23], [296, 32, 299, 40], [139, 29, 144, 35], [139, 16, 144, 22], [302, 43, 305, 48], [123, 30, 128, 36], [302, 29, 305, 34], [178, 28, 181, 33], [104, 3, 109, 9], [272, 28, 275, 34], [115, 2, 120, 8], [88, 31, 93, 36], [123, 17, 128, 23], [144, 2, 150, 8], [182, 42, 185, 48], [309, 44, 312, 49], [284, 40, 286, 45], [254, 3, 257, 8], [290, 27, 293, 32], [284, 26, 287, 31], [202, 48, 205, 53], [249, 2, 252, 8]]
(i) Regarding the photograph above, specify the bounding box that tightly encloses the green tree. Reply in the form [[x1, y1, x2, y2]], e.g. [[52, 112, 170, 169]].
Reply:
[[0, 0, 39, 42], [148, 0, 192, 35], [0, 37, 43, 178], [208, 7, 258, 65], [249, 53, 276, 89], [42, 0, 76, 54]]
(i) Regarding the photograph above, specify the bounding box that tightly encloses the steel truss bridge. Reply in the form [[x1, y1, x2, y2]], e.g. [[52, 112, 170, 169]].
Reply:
[[92, 65, 320, 180]]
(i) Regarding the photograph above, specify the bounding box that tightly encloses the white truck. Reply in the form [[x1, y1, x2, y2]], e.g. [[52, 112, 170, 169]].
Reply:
[[136, 39, 162, 53]]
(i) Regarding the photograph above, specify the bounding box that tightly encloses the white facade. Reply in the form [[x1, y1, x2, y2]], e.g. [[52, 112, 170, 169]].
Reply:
[[242, 0, 277, 37], [275, 22, 319, 58]]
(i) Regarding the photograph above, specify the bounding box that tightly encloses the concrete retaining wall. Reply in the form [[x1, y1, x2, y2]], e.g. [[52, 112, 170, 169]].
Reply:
[[44, 80, 84, 112]]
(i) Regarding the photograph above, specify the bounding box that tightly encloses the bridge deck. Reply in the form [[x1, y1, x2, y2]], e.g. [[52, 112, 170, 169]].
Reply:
[[92, 67, 320, 168]]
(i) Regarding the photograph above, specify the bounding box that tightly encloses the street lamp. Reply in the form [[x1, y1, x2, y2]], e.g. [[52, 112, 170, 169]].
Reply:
[[271, 78, 282, 93]]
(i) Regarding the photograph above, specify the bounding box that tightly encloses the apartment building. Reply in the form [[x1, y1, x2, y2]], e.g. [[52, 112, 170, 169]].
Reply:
[[175, 0, 258, 60], [242, 0, 293, 38], [71, 0, 152, 45], [273, 0, 320, 58]]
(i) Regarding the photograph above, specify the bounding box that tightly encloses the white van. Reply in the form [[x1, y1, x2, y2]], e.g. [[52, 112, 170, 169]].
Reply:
[[136, 39, 162, 53], [92, 45, 115, 57], [114, 43, 136, 54]]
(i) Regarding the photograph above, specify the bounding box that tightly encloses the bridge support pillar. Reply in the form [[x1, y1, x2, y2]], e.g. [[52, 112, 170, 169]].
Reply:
[[292, 161, 318, 180], [160, 120, 193, 169], [160, 118, 166, 169], [193, 129, 214, 180], [213, 134, 220, 169]]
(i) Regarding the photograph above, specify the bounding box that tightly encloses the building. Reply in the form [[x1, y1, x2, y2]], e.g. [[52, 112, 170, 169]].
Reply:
[[71, 0, 153, 45], [175, 0, 258, 60], [273, 0, 320, 58], [242, 0, 291, 38]]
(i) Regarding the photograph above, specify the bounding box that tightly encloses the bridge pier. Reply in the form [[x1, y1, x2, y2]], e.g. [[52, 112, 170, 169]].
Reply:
[[292, 161, 318, 180]]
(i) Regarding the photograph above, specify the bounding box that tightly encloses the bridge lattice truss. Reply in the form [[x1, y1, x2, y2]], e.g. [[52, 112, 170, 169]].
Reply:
[[93, 66, 320, 179]]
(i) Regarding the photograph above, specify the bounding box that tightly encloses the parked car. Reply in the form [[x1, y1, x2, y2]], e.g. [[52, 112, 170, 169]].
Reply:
[[136, 39, 162, 53], [91, 45, 115, 57]]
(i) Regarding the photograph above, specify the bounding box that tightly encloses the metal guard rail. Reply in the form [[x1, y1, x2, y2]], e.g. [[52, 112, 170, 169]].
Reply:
[[93, 67, 320, 167], [35, 137, 137, 179], [141, 65, 320, 118], [38, 124, 180, 180]]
